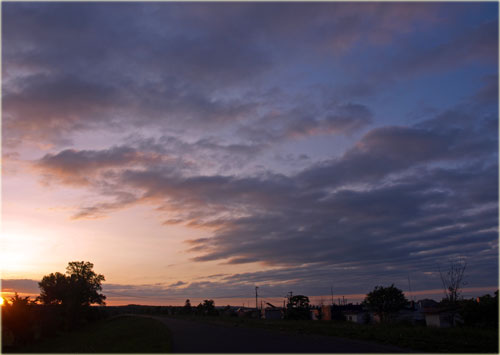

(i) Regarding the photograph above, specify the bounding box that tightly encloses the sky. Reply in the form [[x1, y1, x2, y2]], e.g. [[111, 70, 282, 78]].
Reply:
[[1, 2, 498, 307]]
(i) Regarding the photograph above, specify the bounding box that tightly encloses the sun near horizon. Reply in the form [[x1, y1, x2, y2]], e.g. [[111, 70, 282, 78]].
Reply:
[[1, 2, 498, 307]]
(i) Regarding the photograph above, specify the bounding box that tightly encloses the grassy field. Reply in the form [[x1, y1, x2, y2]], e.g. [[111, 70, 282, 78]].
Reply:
[[172, 315, 498, 353], [9, 315, 172, 353]]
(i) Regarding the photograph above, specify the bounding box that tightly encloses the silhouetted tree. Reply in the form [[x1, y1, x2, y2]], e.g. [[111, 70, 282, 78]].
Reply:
[[195, 303, 204, 315], [363, 284, 408, 323], [440, 257, 467, 305], [285, 295, 310, 320], [38, 261, 106, 328], [39, 261, 106, 307], [38, 272, 70, 305], [201, 299, 217, 316], [183, 299, 192, 314]]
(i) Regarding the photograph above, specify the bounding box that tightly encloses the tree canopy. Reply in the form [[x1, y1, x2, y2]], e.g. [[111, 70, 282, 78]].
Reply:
[[182, 299, 192, 314], [39, 261, 106, 307], [285, 295, 310, 320], [288, 295, 310, 309], [363, 284, 408, 322], [195, 299, 217, 316]]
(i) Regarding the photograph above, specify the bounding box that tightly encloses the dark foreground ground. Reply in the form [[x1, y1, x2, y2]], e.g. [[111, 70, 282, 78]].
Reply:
[[151, 316, 412, 353], [5, 315, 172, 353], [6, 313, 497, 353]]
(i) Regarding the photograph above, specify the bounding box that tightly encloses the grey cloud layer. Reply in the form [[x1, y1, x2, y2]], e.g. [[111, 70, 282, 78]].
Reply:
[[5, 2, 498, 296], [4, 2, 492, 147], [34, 99, 498, 291]]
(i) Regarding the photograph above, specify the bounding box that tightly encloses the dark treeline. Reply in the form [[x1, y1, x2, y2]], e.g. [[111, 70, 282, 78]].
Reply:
[[2, 261, 498, 352], [1, 296, 220, 351], [2, 296, 108, 350], [104, 299, 220, 317], [2, 261, 108, 351]]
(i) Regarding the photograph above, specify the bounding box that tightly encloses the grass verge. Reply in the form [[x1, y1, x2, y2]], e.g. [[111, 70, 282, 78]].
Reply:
[[9, 315, 172, 353], [171, 315, 498, 353]]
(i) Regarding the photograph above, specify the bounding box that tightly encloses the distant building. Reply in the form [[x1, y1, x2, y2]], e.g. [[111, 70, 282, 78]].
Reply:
[[423, 308, 463, 328], [344, 310, 370, 324], [310, 308, 320, 320], [264, 308, 283, 320], [411, 299, 438, 324], [321, 305, 332, 321], [236, 308, 260, 319], [416, 299, 439, 309]]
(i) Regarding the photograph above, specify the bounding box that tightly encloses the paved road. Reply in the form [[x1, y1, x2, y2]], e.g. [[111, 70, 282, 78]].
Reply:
[[149, 316, 413, 353]]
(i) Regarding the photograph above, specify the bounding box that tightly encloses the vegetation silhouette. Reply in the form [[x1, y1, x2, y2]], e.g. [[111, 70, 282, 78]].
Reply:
[[2, 293, 37, 347], [195, 299, 218, 316], [39, 261, 106, 329], [2, 261, 108, 351], [285, 295, 310, 320], [363, 284, 408, 323], [39, 261, 106, 306], [182, 299, 192, 314], [439, 257, 467, 305], [2, 260, 498, 353], [459, 291, 498, 328]]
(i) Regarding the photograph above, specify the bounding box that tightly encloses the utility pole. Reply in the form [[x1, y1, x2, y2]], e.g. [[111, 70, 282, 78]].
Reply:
[[408, 274, 413, 302], [255, 286, 259, 310]]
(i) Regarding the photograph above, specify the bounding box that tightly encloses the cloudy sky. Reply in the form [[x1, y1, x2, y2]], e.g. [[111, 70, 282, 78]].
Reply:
[[2, 2, 498, 306]]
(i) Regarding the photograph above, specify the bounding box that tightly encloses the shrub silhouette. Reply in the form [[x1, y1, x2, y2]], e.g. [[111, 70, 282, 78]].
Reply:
[[2, 293, 36, 347]]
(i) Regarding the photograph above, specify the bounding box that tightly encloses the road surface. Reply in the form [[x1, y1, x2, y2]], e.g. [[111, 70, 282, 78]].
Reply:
[[149, 316, 414, 353]]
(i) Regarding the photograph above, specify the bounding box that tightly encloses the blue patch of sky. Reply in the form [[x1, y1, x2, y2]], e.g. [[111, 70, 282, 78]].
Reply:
[[451, 2, 499, 27], [371, 65, 497, 128]]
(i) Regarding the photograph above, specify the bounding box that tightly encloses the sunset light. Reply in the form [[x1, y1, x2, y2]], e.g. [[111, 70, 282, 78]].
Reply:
[[1, 4, 498, 351], [2, 0, 498, 304]]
